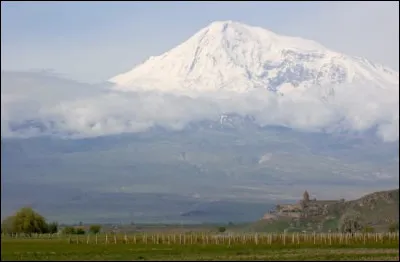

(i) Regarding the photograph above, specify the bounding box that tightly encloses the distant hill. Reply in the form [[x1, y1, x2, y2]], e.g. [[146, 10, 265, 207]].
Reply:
[[243, 188, 399, 233]]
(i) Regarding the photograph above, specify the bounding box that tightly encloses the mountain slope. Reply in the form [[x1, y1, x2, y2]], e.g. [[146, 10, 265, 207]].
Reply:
[[249, 188, 399, 233], [110, 20, 399, 94]]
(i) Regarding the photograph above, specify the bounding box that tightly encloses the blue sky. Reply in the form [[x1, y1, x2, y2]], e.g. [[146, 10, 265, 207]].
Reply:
[[1, 1, 398, 82]]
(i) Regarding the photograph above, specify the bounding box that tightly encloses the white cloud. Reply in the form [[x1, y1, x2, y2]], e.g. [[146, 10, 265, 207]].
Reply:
[[1, 71, 398, 141]]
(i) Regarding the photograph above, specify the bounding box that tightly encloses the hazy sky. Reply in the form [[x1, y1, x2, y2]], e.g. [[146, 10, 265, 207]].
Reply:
[[1, 1, 399, 83]]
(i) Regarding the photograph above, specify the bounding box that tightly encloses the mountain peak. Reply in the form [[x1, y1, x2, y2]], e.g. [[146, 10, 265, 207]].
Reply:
[[204, 20, 257, 33], [207, 20, 235, 28], [191, 20, 326, 53], [110, 21, 398, 93]]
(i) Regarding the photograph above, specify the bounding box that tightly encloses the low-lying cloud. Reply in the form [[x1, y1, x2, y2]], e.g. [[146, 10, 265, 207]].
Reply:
[[1, 71, 398, 141]]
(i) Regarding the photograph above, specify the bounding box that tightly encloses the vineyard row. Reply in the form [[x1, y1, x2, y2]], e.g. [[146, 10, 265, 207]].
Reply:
[[3, 232, 399, 246]]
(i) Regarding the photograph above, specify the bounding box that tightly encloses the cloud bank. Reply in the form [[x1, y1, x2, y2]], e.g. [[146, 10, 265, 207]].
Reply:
[[1, 71, 398, 141]]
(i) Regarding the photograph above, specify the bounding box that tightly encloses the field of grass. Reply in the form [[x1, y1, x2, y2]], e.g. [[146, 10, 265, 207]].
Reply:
[[2, 233, 399, 261]]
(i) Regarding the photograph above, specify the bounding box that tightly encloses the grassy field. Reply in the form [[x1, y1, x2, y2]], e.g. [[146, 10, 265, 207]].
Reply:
[[2, 233, 399, 261]]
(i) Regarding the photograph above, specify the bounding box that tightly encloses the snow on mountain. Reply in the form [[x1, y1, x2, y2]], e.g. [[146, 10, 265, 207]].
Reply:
[[110, 20, 399, 94], [2, 22, 398, 141]]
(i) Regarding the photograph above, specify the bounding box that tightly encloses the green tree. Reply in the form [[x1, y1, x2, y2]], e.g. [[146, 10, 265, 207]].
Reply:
[[388, 223, 399, 233], [76, 228, 86, 235], [62, 226, 76, 235], [218, 226, 226, 233], [10, 207, 48, 235], [1, 215, 16, 234], [89, 224, 101, 234], [47, 222, 59, 234]]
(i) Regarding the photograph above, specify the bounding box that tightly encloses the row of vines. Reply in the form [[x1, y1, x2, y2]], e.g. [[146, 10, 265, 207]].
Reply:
[[3, 232, 399, 246]]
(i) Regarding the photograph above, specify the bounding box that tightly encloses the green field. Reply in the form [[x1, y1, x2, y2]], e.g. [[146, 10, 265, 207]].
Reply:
[[2, 233, 399, 261]]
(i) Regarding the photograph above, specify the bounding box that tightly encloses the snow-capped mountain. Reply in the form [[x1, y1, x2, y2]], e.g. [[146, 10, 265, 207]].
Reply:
[[110, 20, 399, 94]]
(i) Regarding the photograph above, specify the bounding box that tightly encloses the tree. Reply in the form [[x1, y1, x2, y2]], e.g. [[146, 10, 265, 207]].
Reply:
[[218, 226, 226, 233], [76, 228, 86, 235], [338, 210, 364, 233], [340, 218, 363, 233], [62, 226, 76, 235], [61, 226, 86, 235], [388, 223, 399, 233], [89, 225, 101, 234], [1, 215, 16, 234], [47, 222, 59, 234], [9, 207, 48, 235], [1, 207, 62, 235]]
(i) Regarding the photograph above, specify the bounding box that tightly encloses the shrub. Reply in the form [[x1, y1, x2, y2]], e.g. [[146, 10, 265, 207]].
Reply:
[[47, 222, 59, 234], [62, 226, 76, 235], [89, 225, 101, 234], [76, 228, 86, 235], [388, 223, 399, 233], [218, 226, 226, 233]]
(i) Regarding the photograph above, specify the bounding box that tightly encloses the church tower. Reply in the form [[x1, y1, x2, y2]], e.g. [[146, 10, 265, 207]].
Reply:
[[303, 190, 310, 202]]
